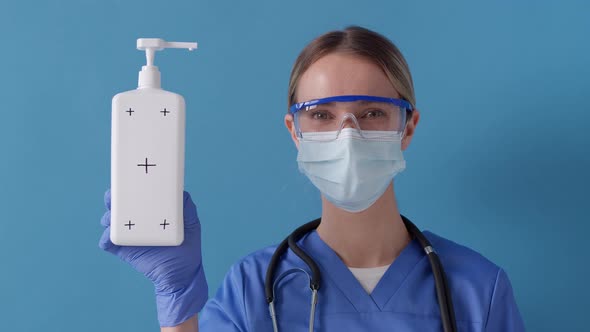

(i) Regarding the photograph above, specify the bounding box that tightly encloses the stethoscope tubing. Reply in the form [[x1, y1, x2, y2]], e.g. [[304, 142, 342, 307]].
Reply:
[[265, 215, 457, 332], [404, 217, 457, 332]]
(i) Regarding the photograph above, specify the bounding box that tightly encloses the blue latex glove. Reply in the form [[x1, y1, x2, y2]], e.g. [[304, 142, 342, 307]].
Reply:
[[99, 189, 208, 327]]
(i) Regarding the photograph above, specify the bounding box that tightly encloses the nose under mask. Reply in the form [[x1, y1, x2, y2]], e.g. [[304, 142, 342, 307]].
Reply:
[[296, 128, 406, 212]]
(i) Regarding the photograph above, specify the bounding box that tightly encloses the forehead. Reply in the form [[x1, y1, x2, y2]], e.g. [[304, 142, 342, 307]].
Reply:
[[295, 52, 399, 103]]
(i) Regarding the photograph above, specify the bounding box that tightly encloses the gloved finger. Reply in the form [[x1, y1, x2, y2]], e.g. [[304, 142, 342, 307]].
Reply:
[[100, 210, 111, 228], [104, 189, 111, 210], [183, 191, 200, 227], [98, 226, 119, 254]]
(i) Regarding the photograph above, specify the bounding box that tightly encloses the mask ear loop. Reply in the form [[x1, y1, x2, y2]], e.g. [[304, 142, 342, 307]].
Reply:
[[335, 113, 364, 139]]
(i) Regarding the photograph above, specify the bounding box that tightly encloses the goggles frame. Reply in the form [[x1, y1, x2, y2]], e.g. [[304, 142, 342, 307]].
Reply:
[[289, 95, 414, 140], [289, 95, 413, 114]]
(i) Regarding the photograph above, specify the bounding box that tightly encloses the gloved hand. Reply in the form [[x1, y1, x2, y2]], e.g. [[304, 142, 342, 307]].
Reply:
[[99, 189, 208, 327]]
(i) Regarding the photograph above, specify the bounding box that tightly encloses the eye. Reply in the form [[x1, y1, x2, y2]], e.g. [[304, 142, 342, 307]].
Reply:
[[362, 109, 386, 119], [310, 110, 332, 120]]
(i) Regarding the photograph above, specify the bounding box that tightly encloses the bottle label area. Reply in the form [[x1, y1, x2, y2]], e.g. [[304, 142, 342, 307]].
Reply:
[[111, 92, 186, 246]]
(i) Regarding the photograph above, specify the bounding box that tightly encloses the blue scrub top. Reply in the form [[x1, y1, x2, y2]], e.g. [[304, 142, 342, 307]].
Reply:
[[199, 230, 525, 331]]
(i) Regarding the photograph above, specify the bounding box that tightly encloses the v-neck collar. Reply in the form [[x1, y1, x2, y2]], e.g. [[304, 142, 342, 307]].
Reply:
[[300, 230, 425, 312]]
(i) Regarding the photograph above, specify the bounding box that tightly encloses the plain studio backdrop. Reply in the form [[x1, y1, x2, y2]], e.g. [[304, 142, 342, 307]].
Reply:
[[0, 0, 588, 331]]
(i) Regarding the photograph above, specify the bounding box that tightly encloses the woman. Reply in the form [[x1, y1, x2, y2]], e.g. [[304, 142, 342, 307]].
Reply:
[[99, 26, 525, 331]]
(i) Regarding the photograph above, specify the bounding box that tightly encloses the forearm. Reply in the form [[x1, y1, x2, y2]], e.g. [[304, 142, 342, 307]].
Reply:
[[161, 315, 198, 332]]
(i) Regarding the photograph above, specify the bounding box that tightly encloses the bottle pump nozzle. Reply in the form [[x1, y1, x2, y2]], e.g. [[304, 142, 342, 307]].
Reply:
[[136, 38, 198, 89]]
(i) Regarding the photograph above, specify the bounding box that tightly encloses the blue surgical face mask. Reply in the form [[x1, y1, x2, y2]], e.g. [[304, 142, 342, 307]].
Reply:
[[296, 128, 406, 212]]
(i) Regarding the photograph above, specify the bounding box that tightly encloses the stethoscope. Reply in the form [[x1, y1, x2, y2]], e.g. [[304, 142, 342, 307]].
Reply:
[[264, 215, 458, 332]]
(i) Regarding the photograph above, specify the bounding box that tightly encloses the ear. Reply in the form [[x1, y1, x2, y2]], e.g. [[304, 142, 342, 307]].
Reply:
[[285, 113, 299, 149], [401, 109, 420, 151]]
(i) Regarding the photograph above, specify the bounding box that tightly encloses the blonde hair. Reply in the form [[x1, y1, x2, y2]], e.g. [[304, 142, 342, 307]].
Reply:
[[287, 26, 415, 112]]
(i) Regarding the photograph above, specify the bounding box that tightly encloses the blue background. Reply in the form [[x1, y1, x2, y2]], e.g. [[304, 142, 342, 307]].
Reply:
[[0, 0, 587, 331]]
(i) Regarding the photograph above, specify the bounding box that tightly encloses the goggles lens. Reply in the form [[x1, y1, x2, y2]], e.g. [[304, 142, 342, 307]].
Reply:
[[290, 95, 412, 141]]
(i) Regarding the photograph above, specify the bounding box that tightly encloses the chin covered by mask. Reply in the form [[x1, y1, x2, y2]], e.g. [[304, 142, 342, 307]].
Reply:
[[297, 128, 405, 212]]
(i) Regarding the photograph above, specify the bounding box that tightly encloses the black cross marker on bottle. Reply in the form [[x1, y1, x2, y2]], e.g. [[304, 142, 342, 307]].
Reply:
[[160, 219, 170, 230], [125, 220, 135, 230], [137, 157, 157, 174], [126, 107, 134, 116], [160, 108, 170, 116]]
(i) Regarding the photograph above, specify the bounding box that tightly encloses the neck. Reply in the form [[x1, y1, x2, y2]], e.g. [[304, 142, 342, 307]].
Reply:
[[316, 182, 410, 268]]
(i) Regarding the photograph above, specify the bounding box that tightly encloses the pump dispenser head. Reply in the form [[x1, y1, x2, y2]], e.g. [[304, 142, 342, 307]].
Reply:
[[136, 38, 198, 89]]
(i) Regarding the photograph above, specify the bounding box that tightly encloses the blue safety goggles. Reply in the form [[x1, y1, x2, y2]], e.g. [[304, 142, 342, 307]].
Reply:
[[289, 95, 413, 141]]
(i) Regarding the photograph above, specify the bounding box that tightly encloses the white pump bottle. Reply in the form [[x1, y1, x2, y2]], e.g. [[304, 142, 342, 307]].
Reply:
[[111, 38, 197, 246]]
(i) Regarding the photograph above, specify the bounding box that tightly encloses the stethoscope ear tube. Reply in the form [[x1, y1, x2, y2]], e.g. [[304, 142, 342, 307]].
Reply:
[[265, 219, 322, 332], [265, 218, 322, 303], [427, 251, 458, 332], [265, 237, 289, 304], [438, 256, 457, 331], [287, 219, 322, 290], [401, 215, 457, 332]]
